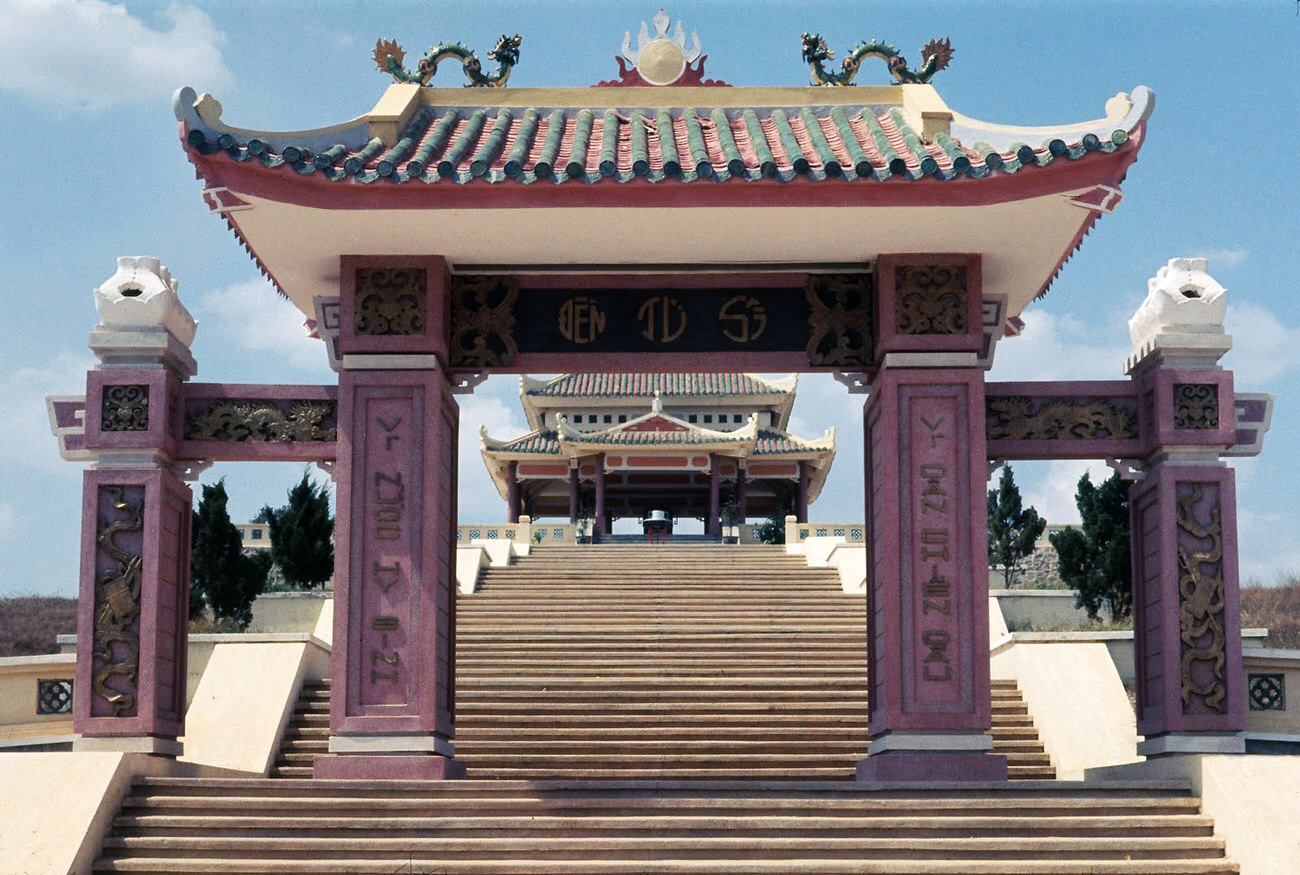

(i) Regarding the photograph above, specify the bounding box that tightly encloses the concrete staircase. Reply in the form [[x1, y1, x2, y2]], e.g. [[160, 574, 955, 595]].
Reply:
[[94, 545, 1238, 872], [274, 545, 1051, 780], [97, 777, 1235, 873]]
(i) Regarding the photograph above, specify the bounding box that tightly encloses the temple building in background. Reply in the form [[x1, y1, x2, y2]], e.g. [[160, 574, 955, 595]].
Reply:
[[480, 373, 834, 534]]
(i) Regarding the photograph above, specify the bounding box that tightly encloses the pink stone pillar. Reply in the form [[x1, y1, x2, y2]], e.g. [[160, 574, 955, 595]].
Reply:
[[73, 256, 198, 757], [795, 461, 810, 523], [593, 454, 607, 537], [708, 454, 720, 536], [568, 467, 579, 524], [317, 256, 464, 779], [506, 460, 520, 523], [74, 468, 191, 755], [1127, 290, 1246, 757], [857, 254, 1005, 782]]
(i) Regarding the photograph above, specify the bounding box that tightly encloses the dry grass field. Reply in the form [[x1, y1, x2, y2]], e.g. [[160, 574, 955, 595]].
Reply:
[[0, 596, 77, 657], [1241, 577, 1300, 649]]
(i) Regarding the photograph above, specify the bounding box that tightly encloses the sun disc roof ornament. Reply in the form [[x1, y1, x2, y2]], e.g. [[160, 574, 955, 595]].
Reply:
[[801, 33, 953, 86], [598, 9, 727, 87], [372, 34, 521, 87]]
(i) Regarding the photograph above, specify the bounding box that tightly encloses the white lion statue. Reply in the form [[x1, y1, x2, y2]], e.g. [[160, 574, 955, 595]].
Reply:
[[1128, 257, 1228, 353]]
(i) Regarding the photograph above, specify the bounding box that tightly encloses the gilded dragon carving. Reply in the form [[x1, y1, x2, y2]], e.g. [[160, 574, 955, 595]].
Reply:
[[92, 485, 143, 717], [986, 396, 1138, 441], [187, 401, 337, 442], [1176, 484, 1228, 713]]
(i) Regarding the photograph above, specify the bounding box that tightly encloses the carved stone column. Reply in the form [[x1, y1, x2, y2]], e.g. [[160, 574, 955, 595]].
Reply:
[[1126, 258, 1246, 757], [317, 256, 464, 779], [858, 255, 1006, 782], [74, 257, 198, 757]]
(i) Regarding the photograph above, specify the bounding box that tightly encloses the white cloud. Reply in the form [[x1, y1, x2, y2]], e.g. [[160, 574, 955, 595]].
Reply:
[[0, 503, 18, 541], [1007, 459, 1114, 527], [1198, 248, 1249, 270], [457, 380, 527, 522], [0, 349, 94, 477], [1223, 301, 1300, 388], [988, 309, 1130, 383], [0, 0, 232, 112], [194, 279, 333, 375]]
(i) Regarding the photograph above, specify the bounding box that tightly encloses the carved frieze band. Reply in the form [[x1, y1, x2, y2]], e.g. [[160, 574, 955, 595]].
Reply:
[[450, 275, 519, 367], [805, 274, 873, 366], [986, 396, 1139, 441], [1176, 483, 1227, 714], [354, 268, 427, 336], [1173, 383, 1219, 430], [101, 385, 149, 432], [186, 400, 338, 442], [895, 265, 967, 335], [93, 485, 143, 717]]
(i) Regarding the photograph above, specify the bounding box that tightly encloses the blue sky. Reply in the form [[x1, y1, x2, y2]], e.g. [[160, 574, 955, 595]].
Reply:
[[1, 0, 1297, 597]]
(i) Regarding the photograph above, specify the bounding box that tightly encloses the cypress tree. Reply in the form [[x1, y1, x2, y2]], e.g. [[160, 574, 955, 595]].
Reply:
[[987, 465, 1047, 588], [191, 479, 267, 629], [262, 470, 334, 589], [1051, 471, 1132, 622]]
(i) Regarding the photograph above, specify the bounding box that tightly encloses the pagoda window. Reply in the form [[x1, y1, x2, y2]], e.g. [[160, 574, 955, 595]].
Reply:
[[733, 414, 742, 424], [704, 414, 713, 424], [604, 415, 612, 424], [688, 415, 698, 423], [619, 415, 627, 423]]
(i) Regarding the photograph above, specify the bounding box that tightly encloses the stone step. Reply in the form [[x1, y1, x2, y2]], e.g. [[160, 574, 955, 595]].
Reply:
[[99, 834, 1226, 861], [91, 859, 1239, 874]]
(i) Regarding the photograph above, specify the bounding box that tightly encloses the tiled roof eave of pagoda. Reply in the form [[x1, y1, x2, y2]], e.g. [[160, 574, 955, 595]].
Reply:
[[173, 83, 1152, 316], [177, 85, 1149, 193]]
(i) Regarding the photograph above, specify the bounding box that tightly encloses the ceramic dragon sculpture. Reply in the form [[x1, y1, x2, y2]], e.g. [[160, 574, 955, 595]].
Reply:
[[373, 34, 521, 87], [801, 33, 953, 86]]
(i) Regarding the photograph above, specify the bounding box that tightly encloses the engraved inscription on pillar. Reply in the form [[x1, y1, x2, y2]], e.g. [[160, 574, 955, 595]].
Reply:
[[101, 385, 149, 432], [450, 275, 519, 367], [1173, 383, 1219, 430], [896, 266, 967, 335], [985, 396, 1138, 440], [359, 394, 415, 706], [805, 274, 872, 366], [91, 485, 144, 717], [907, 392, 963, 705], [355, 268, 427, 336], [1176, 483, 1227, 714]]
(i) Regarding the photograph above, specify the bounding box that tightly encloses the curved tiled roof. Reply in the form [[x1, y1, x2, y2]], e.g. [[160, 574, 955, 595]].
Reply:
[[484, 425, 827, 455], [178, 88, 1148, 187], [526, 373, 791, 398]]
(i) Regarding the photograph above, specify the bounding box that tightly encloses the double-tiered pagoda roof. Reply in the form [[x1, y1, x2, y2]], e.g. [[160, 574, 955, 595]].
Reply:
[[174, 43, 1151, 339], [481, 373, 833, 517]]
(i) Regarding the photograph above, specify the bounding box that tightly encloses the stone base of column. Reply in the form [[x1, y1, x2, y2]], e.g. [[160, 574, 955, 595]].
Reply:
[[315, 733, 464, 779], [1138, 732, 1246, 758], [74, 735, 182, 757], [857, 732, 1006, 782], [857, 752, 1008, 782], [314, 753, 465, 780]]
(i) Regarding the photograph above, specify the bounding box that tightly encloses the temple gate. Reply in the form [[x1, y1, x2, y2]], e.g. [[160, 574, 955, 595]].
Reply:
[[49, 19, 1273, 781]]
